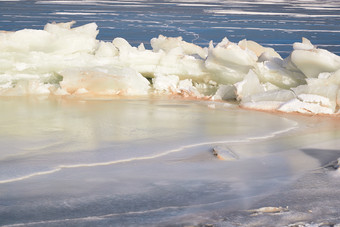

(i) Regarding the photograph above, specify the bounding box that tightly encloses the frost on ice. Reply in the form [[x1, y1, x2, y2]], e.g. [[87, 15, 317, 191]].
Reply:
[[1, 22, 340, 115]]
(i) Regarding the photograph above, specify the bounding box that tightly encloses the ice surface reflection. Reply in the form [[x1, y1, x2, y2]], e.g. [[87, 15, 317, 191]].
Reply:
[[0, 97, 340, 226], [0, 97, 297, 183]]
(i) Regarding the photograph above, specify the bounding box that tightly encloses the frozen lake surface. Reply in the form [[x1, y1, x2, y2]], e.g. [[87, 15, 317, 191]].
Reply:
[[0, 97, 339, 226], [1, 0, 340, 226]]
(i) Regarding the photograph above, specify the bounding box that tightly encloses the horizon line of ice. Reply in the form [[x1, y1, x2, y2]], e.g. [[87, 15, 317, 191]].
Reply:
[[1, 21, 340, 115]]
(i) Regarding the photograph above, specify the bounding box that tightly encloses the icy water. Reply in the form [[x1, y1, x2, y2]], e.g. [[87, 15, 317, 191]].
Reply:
[[1, 0, 340, 226], [1, 0, 340, 56]]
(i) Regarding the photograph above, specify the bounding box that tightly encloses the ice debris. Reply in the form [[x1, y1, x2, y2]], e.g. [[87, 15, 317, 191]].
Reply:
[[287, 221, 340, 227], [212, 145, 239, 161], [323, 158, 340, 170], [1, 22, 340, 115], [246, 206, 289, 216]]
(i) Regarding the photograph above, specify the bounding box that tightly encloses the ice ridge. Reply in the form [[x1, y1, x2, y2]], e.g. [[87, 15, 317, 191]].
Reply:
[[1, 22, 340, 115]]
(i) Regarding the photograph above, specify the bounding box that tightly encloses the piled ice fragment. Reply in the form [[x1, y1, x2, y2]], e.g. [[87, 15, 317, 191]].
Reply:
[[1, 22, 340, 115]]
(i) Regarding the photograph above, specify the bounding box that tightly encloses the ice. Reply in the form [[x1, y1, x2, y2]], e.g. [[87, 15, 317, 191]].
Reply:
[[95, 41, 118, 57], [235, 70, 264, 101], [278, 98, 335, 115], [0, 22, 340, 115], [152, 73, 202, 98], [152, 73, 180, 93], [151, 35, 208, 59], [205, 38, 258, 84], [256, 57, 306, 89], [212, 84, 236, 101], [59, 67, 150, 95], [43, 21, 99, 54], [177, 79, 201, 98], [291, 39, 340, 78], [241, 89, 295, 111], [238, 39, 281, 59]]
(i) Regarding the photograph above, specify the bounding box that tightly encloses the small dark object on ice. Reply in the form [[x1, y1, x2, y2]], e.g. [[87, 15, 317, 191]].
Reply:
[[212, 145, 238, 161], [323, 158, 340, 170]]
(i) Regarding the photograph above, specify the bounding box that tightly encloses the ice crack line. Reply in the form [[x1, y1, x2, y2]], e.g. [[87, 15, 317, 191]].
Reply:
[[0, 123, 297, 184]]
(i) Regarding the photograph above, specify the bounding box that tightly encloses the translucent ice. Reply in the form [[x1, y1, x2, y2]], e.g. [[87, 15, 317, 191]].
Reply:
[[1, 22, 340, 115]]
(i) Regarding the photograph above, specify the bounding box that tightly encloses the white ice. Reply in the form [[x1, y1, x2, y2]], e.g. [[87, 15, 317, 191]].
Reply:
[[1, 22, 340, 115]]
